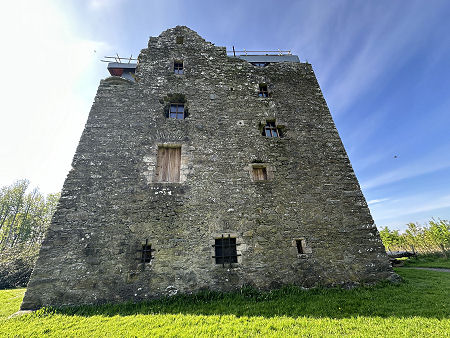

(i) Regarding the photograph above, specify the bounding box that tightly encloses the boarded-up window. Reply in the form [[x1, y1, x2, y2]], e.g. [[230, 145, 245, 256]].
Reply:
[[252, 166, 267, 181], [156, 146, 181, 182]]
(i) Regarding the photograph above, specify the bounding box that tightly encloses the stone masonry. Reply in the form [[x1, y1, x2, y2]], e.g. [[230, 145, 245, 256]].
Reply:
[[21, 26, 396, 310]]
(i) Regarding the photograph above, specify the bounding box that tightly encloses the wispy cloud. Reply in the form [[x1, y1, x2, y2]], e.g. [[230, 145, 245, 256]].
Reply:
[[372, 194, 450, 221], [361, 144, 450, 189], [367, 198, 389, 206], [289, 2, 442, 116]]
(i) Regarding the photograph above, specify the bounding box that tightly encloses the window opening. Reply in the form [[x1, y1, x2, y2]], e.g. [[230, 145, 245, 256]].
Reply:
[[169, 103, 185, 119], [258, 84, 269, 97], [263, 121, 280, 138], [251, 62, 269, 67], [176, 36, 184, 44], [213, 234, 240, 267], [296, 239, 304, 254], [252, 166, 267, 181], [136, 239, 155, 265], [174, 61, 184, 75], [156, 146, 181, 182]]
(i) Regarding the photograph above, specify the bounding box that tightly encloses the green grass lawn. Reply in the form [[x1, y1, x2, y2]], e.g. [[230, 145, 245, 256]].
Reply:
[[401, 254, 450, 269], [1, 269, 449, 337]]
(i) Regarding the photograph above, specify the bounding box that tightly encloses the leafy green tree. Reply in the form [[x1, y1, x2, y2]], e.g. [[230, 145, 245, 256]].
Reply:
[[0, 180, 59, 250], [427, 219, 450, 258], [0, 180, 60, 287]]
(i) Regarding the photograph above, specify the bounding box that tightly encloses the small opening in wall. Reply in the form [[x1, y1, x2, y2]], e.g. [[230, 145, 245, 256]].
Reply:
[[263, 121, 281, 138], [252, 166, 267, 181], [258, 83, 269, 97], [174, 60, 184, 75], [212, 234, 240, 267], [142, 244, 152, 262], [137, 239, 154, 264], [296, 239, 305, 254], [176, 36, 184, 44], [169, 103, 185, 119]]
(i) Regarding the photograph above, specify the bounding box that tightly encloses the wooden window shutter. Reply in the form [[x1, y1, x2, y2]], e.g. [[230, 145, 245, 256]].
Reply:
[[252, 167, 267, 181], [156, 146, 181, 182]]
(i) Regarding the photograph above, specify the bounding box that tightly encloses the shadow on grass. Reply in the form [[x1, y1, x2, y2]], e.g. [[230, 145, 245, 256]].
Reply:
[[39, 269, 449, 320]]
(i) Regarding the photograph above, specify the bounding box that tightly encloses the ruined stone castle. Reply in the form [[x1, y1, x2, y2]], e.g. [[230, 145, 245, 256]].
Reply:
[[21, 26, 395, 310]]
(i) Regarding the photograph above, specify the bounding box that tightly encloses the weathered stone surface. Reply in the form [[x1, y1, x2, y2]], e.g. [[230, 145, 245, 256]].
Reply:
[[21, 26, 395, 310]]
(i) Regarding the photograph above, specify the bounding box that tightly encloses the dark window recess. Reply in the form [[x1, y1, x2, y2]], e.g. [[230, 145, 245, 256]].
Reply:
[[296, 239, 304, 254], [263, 121, 281, 138], [251, 62, 269, 67], [137, 239, 155, 264], [174, 61, 184, 75], [176, 36, 184, 44], [169, 103, 185, 119], [156, 146, 181, 182], [213, 235, 240, 266], [258, 84, 269, 97], [252, 167, 267, 181]]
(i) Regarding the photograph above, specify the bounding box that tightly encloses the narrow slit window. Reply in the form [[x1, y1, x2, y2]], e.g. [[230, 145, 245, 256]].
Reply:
[[296, 239, 305, 254], [141, 244, 153, 263], [252, 166, 267, 181], [169, 103, 185, 119], [258, 84, 269, 97], [156, 146, 181, 182], [213, 235, 239, 266], [174, 61, 184, 75], [264, 121, 280, 138]]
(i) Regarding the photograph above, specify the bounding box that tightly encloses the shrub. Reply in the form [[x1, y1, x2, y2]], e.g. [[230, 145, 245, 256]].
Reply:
[[0, 244, 39, 289]]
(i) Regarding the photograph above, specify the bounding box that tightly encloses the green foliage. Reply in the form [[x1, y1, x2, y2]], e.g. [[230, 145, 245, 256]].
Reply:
[[379, 219, 450, 256], [0, 180, 59, 288], [402, 253, 450, 269], [1, 269, 449, 336], [0, 180, 59, 249], [0, 244, 40, 288]]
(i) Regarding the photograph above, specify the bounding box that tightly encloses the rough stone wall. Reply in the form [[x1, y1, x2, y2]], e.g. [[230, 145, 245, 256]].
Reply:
[[21, 26, 395, 310]]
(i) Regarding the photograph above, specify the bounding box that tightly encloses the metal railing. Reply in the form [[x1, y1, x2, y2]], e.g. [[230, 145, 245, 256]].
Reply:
[[101, 54, 137, 63], [227, 47, 292, 56]]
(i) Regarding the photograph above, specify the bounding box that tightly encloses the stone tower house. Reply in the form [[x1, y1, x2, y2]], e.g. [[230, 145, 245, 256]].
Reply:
[[21, 26, 395, 310]]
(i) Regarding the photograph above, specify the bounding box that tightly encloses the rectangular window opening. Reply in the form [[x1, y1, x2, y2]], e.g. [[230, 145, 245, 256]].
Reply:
[[258, 84, 269, 97], [141, 244, 153, 263], [174, 61, 184, 75], [137, 239, 154, 264], [252, 166, 268, 181], [169, 103, 185, 119], [176, 36, 184, 44], [213, 235, 238, 266], [296, 239, 305, 254], [251, 62, 268, 67], [264, 121, 280, 138], [156, 146, 181, 182]]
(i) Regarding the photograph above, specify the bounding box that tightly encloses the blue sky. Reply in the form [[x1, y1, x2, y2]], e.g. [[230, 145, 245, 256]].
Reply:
[[0, 0, 449, 231]]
